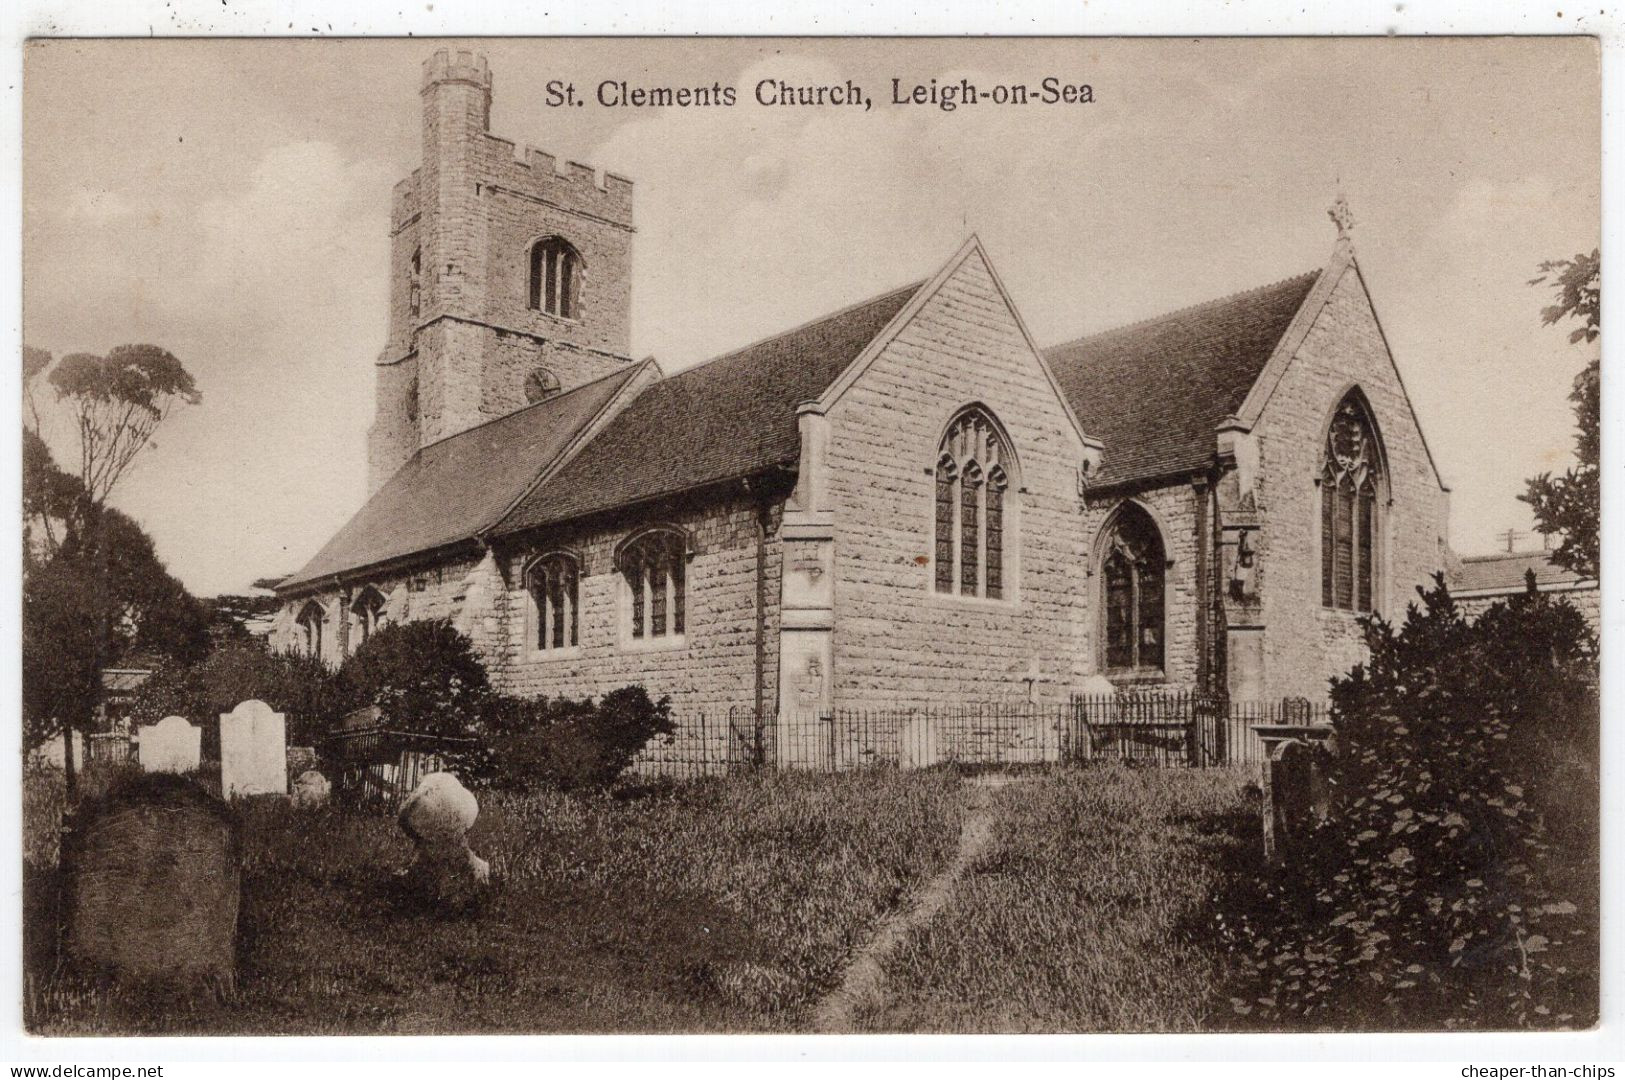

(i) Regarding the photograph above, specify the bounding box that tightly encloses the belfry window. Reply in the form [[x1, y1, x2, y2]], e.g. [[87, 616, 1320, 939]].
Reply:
[[1320, 393, 1382, 613], [296, 601, 327, 661], [527, 553, 580, 651], [529, 237, 581, 319], [1101, 504, 1166, 673], [349, 587, 387, 652], [618, 529, 686, 641], [933, 406, 1014, 600]]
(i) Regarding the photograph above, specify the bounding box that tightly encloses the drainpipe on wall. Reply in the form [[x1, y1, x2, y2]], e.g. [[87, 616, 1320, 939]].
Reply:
[[1210, 474, 1228, 699], [1192, 476, 1211, 694]]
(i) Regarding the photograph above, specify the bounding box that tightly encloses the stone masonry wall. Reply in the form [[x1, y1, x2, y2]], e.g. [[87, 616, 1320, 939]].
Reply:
[[1457, 585, 1601, 631], [273, 491, 779, 724], [495, 493, 783, 719], [1250, 264, 1450, 701], [270, 551, 498, 669], [825, 250, 1091, 708]]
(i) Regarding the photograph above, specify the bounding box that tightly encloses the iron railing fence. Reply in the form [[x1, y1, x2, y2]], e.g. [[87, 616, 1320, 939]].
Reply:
[[318, 726, 477, 811], [629, 694, 1330, 779]]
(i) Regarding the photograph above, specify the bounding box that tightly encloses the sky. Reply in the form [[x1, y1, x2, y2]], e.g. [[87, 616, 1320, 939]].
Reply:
[[21, 37, 1600, 596]]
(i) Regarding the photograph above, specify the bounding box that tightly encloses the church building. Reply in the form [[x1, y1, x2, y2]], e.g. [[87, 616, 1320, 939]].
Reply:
[[273, 50, 1452, 725]]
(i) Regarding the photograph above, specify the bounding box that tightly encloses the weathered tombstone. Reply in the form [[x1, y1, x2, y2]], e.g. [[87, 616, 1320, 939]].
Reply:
[[397, 771, 490, 906], [138, 716, 201, 774], [63, 773, 240, 995], [291, 769, 331, 809], [1253, 723, 1335, 860], [219, 699, 287, 799], [285, 745, 318, 777]]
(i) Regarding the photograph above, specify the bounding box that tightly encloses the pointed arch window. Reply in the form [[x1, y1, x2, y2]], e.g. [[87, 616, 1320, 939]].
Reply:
[[933, 407, 1015, 600], [1101, 504, 1166, 673], [296, 601, 327, 661], [527, 553, 580, 651], [618, 528, 687, 642], [1320, 394, 1382, 613], [349, 586, 387, 652], [529, 237, 581, 319]]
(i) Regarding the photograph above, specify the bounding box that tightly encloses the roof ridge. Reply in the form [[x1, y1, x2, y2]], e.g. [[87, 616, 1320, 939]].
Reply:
[[1046, 269, 1321, 352], [413, 363, 638, 453], [657, 278, 927, 383]]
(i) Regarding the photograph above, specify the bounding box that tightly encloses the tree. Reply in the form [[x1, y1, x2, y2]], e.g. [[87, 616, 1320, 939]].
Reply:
[[1521, 250, 1599, 579], [22, 494, 210, 752], [23, 427, 86, 564], [21, 344, 204, 792], [1221, 577, 1598, 1029], [43, 345, 200, 506]]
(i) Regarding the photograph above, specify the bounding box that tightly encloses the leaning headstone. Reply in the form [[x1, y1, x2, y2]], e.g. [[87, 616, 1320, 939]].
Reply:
[[291, 769, 330, 809], [397, 771, 489, 907], [63, 773, 240, 996], [138, 716, 202, 774], [219, 699, 287, 799]]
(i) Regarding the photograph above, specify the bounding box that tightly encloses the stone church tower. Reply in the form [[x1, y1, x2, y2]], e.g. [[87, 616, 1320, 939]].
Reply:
[[367, 49, 637, 493]]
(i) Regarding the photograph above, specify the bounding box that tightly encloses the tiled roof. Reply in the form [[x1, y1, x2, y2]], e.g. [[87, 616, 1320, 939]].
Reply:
[[279, 364, 641, 590], [493, 282, 922, 535], [1449, 550, 1590, 594], [1044, 271, 1321, 487]]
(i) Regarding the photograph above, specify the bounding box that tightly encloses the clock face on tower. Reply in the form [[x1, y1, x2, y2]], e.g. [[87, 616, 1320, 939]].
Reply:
[[524, 366, 561, 403]]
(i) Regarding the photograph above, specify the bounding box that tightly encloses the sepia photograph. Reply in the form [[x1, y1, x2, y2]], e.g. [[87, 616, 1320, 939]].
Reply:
[[15, 34, 1603, 1040]]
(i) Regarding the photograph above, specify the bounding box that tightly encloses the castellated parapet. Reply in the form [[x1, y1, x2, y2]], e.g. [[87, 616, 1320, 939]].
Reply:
[[367, 49, 637, 495]]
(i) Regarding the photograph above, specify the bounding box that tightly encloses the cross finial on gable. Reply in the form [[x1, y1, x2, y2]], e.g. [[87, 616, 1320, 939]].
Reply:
[[1328, 192, 1356, 241]]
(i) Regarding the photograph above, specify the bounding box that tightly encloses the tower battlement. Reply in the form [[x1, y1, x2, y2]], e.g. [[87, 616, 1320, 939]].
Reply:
[[370, 49, 637, 495], [422, 48, 491, 92]]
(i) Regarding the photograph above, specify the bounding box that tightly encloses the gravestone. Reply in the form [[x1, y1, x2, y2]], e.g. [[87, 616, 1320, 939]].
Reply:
[[138, 716, 201, 774], [398, 772, 490, 907], [1253, 724, 1335, 860], [286, 746, 318, 777], [291, 769, 330, 809], [219, 699, 287, 799], [63, 773, 240, 995]]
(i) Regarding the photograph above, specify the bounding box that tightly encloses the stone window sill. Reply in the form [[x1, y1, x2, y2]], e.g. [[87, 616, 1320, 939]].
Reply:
[[926, 589, 1021, 612], [1104, 670, 1169, 688], [1319, 606, 1375, 621], [526, 645, 582, 662], [619, 633, 688, 655]]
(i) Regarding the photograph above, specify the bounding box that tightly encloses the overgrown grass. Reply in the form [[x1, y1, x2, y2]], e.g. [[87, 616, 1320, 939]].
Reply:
[[856, 766, 1260, 1033], [25, 767, 966, 1034]]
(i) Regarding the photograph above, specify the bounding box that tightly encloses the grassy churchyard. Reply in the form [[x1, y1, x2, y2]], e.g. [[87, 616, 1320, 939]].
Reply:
[[23, 762, 1261, 1034]]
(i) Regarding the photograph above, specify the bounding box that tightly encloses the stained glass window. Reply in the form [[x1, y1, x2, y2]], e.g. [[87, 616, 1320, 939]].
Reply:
[[619, 529, 687, 641], [527, 553, 579, 650], [350, 587, 387, 654], [1321, 394, 1382, 613], [933, 408, 1015, 599], [1101, 504, 1165, 673]]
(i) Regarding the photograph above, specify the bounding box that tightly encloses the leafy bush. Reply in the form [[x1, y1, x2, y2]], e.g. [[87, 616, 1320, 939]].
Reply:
[[479, 686, 676, 793], [126, 644, 338, 753], [333, 619, 493, 737], [1219, 574, 1598, 1030]]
